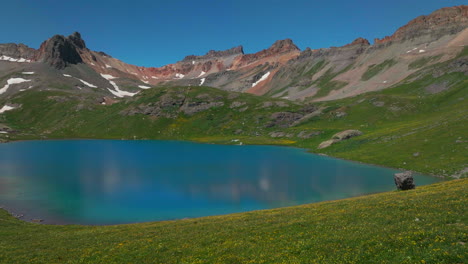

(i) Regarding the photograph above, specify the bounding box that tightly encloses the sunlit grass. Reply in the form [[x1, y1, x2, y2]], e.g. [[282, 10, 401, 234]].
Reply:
[[0, 179, 466, 263]]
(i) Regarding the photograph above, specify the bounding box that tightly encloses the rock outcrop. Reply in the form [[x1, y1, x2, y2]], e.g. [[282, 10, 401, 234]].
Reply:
[[318, 130, 363, 149], [180, 101, 224, 115], [332, 130, 363, 140], [266, 112, 304, 128], [394, 171, 415, 190], [120, 91, 225, 117]]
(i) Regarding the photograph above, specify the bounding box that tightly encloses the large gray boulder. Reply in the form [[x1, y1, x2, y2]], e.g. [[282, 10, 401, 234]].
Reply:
[[394, 171, 415, 190]]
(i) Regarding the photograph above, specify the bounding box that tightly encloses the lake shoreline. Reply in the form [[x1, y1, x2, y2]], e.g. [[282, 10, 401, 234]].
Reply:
[[1, 136, 447, 179]]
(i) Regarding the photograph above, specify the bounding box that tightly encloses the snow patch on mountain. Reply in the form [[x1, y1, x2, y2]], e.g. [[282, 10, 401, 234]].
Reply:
[[78, 79, 98, 88], [138, 85, 151, 89], [0, 78, 31, 95], [101, 74, 137, 97], [0, 105, 16, 114], [62, 74, 97, 88], [0, 55, 31, 63], [100, 74, 117, 80], [200, 78, 206, 86], [252, 72, 270, 87]]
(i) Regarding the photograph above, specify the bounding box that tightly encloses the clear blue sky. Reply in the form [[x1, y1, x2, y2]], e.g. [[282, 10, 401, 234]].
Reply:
[[1, 0, 466, 67]]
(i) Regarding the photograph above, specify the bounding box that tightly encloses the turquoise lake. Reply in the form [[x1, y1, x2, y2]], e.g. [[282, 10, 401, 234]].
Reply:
[[0, 140, 440, 225]]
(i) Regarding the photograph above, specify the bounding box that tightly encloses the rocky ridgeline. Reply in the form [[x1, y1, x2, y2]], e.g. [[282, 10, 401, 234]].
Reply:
[[237, 39, 300, 66], [183, 46, 244, 62], [374, 5, 468, 44], [0, 43, 36, 60]]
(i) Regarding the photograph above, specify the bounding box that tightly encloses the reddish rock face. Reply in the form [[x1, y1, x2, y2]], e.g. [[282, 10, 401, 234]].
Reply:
[[374, 5, 468, 44], [237, 39, 300, 66], [343, 37, 370, 47], [202, 61, 213, 72]]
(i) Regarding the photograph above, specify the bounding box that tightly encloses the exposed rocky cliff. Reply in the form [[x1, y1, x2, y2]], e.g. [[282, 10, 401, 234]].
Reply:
[[374, 5, 468, 44], [35, 32, 86, 69]]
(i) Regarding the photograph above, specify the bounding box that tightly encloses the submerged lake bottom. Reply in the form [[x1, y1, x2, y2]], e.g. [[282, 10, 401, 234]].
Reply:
[[0, 140, 439, 225]]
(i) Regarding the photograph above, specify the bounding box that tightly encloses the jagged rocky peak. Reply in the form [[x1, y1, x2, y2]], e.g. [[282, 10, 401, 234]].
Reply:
[[36, 32, 86, 69], [375, 5, 468, 44], [183, 45, 244, 62], [206, 45, 244, 57], [343, 37, 370, 47], [268, 39, 300, 53], [67, 32, 86, 49]]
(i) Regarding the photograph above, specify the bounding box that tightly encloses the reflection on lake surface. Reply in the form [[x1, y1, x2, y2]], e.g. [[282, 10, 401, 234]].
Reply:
[[0, 140, 440, 225]]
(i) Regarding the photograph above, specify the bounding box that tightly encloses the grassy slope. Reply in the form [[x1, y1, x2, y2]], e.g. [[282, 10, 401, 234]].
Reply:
[[298, 72, 468, 177], [1, 86, 301, 144], [361, 59, 398, 81], [0, 179, 466, 263]]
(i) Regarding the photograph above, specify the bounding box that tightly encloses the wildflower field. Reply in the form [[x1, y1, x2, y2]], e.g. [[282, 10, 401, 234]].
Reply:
[[0, 179, 466, 263]]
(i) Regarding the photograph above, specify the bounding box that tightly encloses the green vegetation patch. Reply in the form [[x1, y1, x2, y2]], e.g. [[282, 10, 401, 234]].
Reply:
[[303, 60, 327, 77], [312, 64, 352, 98], [361, 59, 397, 81], [408, 55, 443, 70]]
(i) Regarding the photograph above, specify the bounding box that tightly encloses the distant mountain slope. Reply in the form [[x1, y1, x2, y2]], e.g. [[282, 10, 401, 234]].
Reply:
[[0, 5, 466, 102]]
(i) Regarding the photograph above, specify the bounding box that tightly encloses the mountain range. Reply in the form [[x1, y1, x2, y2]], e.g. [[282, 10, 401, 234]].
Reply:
[[0, 5, 466, 101]]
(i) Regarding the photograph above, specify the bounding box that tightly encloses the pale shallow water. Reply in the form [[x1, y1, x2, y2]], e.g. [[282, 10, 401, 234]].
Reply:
[[0, 140, 440, 225]]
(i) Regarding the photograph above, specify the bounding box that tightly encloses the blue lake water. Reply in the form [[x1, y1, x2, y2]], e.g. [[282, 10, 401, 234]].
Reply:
[[0, 140, 440, 225]]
